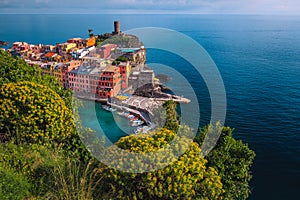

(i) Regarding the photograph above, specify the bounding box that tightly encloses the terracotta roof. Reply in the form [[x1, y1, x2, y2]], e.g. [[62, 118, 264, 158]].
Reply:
[[45, 52, 56, 57], [103, 65, 118, 72]]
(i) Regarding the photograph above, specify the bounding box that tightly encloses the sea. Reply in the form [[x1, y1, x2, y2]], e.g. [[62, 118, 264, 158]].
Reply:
[[0, 14, 299, 199]]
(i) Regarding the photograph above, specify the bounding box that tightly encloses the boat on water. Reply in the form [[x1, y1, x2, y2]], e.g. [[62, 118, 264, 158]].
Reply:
[[127, 114, 136, 119], [131, 119, 144, 127], [130, 116, 139, 121], [102, 105, 116, 112]]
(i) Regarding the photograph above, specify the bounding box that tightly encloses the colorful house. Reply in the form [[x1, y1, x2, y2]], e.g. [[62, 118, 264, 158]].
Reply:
[[118, 61, 131, 89], [67, 38, 85, 49], [56, 42, 77, 54], [62, 60, 82, 88], [99, 44, 117, 58], [85, 37, 96, 47], [42, 45, 56, 53], [98, 65, 121, 98], [44, 52, 57, 62], [12, 42, 30, 52]]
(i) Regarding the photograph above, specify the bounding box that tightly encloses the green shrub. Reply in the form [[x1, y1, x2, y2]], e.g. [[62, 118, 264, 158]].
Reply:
[[0, 164, 31, 200], [0, 143, 60, 196], [194, 123, 256, 199]]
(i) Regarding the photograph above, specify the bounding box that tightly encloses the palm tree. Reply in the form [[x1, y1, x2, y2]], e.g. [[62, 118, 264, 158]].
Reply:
[[88, 29, 94, 38]]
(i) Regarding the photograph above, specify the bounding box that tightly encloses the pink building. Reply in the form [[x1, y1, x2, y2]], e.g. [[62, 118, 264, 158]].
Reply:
[[68, 64, 122, 98], [30, 44, 42, 54], [100, 44, 117, 58], [12, 42, 30, 52]]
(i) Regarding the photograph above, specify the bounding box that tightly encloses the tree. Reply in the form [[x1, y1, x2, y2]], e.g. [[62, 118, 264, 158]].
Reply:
[[99, 128, 225, 199], [162, 100, 180, 133], [116, 55, 129, 62], [88, 29, 94, 38], [194, 123, 256, 200]]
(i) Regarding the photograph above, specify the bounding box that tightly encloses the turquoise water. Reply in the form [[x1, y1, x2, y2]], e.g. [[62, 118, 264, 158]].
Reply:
[[78, 100, 135, 144], [1, 14, 300, 199]]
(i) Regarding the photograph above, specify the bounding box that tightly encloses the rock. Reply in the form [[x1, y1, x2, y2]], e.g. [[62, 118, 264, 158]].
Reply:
[[156, 74, 171, 83], [0, 41, 9, 46]]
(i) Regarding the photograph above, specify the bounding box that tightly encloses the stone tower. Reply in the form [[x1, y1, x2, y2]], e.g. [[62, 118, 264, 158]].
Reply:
[[113, 21, 121, 35]]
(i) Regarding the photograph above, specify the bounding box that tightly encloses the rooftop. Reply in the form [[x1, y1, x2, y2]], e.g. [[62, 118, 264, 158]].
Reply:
[[45, 52, 57, 57], [103, 65, 118, 72]]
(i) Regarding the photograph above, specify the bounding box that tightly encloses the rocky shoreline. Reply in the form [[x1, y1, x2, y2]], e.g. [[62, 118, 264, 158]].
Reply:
[[0, 41, 9, 46]]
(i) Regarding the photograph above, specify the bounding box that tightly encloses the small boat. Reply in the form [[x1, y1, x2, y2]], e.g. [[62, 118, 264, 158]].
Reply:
[[127, 114, 135, 119], [102, 105, 116, 112], [131, 120, 144, 127], [130, 116, 139, 121]]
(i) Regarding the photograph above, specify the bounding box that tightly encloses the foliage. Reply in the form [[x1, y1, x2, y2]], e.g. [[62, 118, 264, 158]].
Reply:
[[100, 128, 225, 199], [101, 35, 129, 47], [0, 44, 255, 200], [162, 100, 180, 133], [0, 51, 100, 161], [194, 123, 256, 200], [0, 164, 31, 200], [0, 142, 104, 199], [96, 33, 112, 46], [112, 60, 120, 65], [47, 157, 103, 200], [99, 34, 143, 48], [0, 81, 75, 146], [0, 50, 41, 85], [88, 28, 94, 38], [116, 55, 129, 62], [0, 142, 67, 197]]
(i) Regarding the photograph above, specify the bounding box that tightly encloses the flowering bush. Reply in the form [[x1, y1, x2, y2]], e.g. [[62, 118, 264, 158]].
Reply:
[[100, 128, 225, 199], [0, 81, 75, 145]]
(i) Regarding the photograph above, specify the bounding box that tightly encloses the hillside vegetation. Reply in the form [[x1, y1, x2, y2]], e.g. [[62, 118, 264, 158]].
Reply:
[[0, 51, 255, 199]]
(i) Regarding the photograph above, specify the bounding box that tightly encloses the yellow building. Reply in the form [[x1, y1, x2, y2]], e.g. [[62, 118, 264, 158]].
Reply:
[[63, 43, 76, 53], [41, 63, 64, 85]]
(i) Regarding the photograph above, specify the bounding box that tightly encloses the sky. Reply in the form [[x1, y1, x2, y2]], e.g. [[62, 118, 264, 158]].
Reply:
[[0, 0, 299, 15]]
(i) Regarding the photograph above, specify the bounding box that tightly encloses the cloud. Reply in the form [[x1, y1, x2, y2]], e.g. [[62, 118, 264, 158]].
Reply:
[[0, 0, 299, 14]]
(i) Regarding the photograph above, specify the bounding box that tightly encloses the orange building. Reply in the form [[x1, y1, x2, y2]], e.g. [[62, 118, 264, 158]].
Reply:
[[85, 37, 96, 47]]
